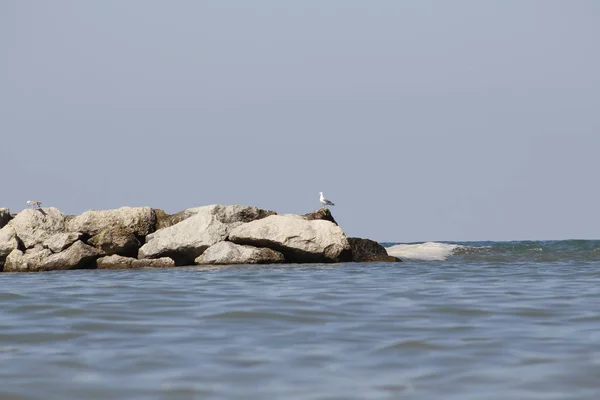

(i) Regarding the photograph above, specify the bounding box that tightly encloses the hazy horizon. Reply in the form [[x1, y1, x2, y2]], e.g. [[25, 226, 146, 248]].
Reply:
[[2, 1, 599, 242]]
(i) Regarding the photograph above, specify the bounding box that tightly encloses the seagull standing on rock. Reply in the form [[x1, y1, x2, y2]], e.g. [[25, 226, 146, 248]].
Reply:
[[26, 200, 42, 209], [319, 192, 335, 208]]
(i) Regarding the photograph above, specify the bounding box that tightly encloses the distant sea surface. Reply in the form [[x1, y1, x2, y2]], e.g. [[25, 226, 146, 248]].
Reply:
[[2, 240, 600, 400]]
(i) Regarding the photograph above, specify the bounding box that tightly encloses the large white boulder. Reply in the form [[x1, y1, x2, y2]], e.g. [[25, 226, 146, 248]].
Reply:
[[138, 205, 275, 265], [229, 215, 351, 263], [195, 241, 285, 265], [7, 208, 68, 249]]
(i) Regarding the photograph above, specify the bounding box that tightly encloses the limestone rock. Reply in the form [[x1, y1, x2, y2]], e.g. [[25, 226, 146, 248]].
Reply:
[[153, 208, 199, 230], [139, 210, 228, 264], [0, 226, 19, 271], [4, 241, 100, 272], [96, 254, 175, 269], [0, 226, 19, 259], [139, 205, 275, 265], [68, 206, 157, 237], [43, 232, 82, 253], [0, 208, 12, 229], [303, 208, 338, 225], [210, 204, 276, 224], [348, 237, 401, 262], [40, 241, 101, 271], [68, 207, 156, 256], [4, 249, 51, 272], [195, 241, 285, 265], [153, 205, 275, 231], [229, 215, 351, 263], [8, 208, 68, 249], [87, 230, 140, 257]]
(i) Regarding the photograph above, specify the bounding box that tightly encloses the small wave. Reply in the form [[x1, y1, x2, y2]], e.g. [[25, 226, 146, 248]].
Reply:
[[385, 242, 462, 261]]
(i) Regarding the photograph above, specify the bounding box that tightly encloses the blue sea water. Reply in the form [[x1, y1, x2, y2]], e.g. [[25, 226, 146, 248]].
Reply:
[[1, 240, 600, 399]]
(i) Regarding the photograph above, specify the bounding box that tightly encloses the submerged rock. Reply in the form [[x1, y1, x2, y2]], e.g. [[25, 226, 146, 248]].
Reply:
[[229, 215, 351, 263], [348, 237, 401, 262], [195, 241, 285, 265], [139, 205, 275, 265], [96, 254, 175, 269]]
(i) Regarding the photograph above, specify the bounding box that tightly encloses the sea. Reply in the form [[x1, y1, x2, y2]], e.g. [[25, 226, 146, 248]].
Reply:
[[1, 240, 600, 400]]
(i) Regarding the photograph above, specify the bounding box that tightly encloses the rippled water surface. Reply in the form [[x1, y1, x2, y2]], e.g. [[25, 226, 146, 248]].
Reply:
[[2, 254, 600, 399]]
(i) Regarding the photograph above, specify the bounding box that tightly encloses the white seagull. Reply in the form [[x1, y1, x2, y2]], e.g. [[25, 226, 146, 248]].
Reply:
[[319, 192, 335, 208], [26, 200, 42, 209]]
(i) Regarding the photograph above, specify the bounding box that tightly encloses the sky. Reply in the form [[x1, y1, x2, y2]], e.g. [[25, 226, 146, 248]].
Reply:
[[1, 1, 599, 242]]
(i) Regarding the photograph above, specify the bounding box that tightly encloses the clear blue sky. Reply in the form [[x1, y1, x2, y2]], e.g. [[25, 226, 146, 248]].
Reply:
[[2, 1, 599, 242]]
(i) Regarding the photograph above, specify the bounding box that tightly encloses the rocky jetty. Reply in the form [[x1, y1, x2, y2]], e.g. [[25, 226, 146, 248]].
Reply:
[[0, 205, 400, 272]]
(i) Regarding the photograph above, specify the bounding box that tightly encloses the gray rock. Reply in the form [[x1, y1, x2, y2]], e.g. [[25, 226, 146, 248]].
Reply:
[[229, 215, 352, 263], [0, 226, 19, 259], [153, 208, 203, 230], [96, 254, 175, 269], [4, 240, 101, 272], [211, 204, 276, 224], [0, 208, 12, 229], [40, 241, 101, 271], [348, 237, 401, 262], [87, 230, 141, 257], [139, 210, 228, 264], [195, 241, 285, 265], [139, 205, 275, 265], [43, 232, 82, 253], [154, 204, 276, 231], [68, 207, 156, 256], [302, 208, 338, 225], [68, 206, 157, 237], [7, 208, 68, 249], [4, 249, 51, 272], [0, 226, 19, 270]]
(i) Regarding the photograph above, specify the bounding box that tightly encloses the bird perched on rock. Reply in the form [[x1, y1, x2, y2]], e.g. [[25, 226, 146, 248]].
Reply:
[[319, 192, 335, 208], [26, 200, 42, 209]]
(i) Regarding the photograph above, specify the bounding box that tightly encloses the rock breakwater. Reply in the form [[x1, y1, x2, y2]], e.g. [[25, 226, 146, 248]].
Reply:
[[0, 205, 400, 272]]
